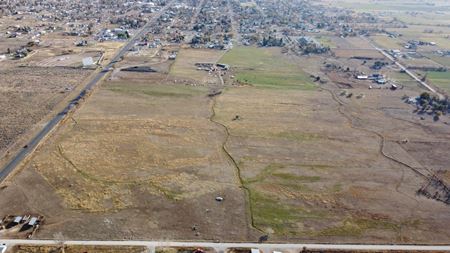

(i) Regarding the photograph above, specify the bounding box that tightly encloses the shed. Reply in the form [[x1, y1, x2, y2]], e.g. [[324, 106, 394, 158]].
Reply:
[[28, 217, 38, 226], [377, 79, 387, 84], [82, 57, 94, 67], [13, 216, 22, 223], [357, 75, 368, 80], [251, 249, 260, 253]]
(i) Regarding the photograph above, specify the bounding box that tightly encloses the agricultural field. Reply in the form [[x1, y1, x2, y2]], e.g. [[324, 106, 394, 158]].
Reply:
[[422, 53, 450, 68], [220, 47, 316, 90], [370, 35, 403, 50], [1, 0, 450, 247], [331, 37, 383, 59], [212, 83, 449, 242], [0, 44, 449, 243], [0, 51, 252, 241], [427, 71, 450, 94], [320, 0, 450, 12], [170, 49, 226, 82], [315, 36, 336, 49]]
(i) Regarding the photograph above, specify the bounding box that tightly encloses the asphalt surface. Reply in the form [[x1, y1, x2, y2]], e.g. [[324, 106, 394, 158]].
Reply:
[[0, 2, 173, 183], [1, 239, 450, 252]]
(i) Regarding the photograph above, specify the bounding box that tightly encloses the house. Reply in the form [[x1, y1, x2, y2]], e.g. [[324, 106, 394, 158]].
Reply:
[[376, 78, 387, 84], [28, 217, 38, 226], [168, 53, 177, 60], [13, 216, 22, 224], [356, 75, 368, 80]]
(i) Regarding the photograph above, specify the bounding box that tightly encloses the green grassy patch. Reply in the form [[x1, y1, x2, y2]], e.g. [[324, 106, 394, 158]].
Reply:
[[330, 183, 343, 193], [422, 53, 450, 68], [370, 35, 403, 50], [220, 46, 316, 90], [315, 36, 336, 48], [427, 71, 450, 93], [243, 163, 327, 235], [389, 71, 414, 81], [244, 163, 284, 184], [250, 190, 328, 235], [316, 217, 399, 237], [272, 172, 321, 182]]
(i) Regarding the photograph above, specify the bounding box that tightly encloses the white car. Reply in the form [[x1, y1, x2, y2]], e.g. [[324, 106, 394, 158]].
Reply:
[[0, 244, 7, 253]]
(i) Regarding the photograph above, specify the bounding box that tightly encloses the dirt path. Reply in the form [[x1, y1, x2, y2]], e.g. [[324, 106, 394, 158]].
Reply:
[[207, 94, 265, 237]]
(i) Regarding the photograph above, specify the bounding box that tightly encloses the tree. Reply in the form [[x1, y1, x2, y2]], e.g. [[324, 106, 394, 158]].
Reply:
[[420, 92, 430, 101]]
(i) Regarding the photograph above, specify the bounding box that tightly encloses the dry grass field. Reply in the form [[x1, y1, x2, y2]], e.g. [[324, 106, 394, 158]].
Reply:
[[0, 45, 449, 243], [0, 51, 251, 240], [25, 50, 102, 68], [170, 49, 226, 82], [11, 245, 147, 253], [0, 66, 92, 157], [212, 85, 450, 242]]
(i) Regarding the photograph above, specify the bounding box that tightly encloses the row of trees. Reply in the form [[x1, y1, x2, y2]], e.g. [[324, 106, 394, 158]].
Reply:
[[413, 92, 449, 121], [260, 36, 285, 47]]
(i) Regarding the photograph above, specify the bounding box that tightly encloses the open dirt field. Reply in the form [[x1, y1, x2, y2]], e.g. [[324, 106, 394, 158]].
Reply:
[[25, 50, 102, 68], [0, 46, 449, 243]]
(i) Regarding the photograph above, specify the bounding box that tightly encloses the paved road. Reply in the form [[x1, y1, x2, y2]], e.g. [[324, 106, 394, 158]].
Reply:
[[0, 1, 173, 183], [363, 36, 443, 98], [1, 239, 450, 252]]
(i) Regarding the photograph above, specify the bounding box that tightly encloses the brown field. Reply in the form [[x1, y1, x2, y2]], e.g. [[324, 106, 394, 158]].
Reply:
[[370, 35, 403, 50], [332, 49, 383, 59], [0, 52, 251, 240], [0, 66, 92, 158], [0, 43, 449, 244], [332, 37, 374, 50], [11, 245, 147, 253], [170, 48, 226, 82], [25, 50, 102, 68], [332, 37, 383, 59], [399, 57, 444, 70]]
